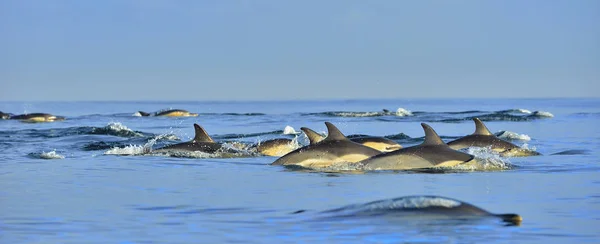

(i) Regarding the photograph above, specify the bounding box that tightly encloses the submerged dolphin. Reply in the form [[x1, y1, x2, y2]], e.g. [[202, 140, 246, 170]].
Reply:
[[358, 123, 474, 170], [256, 138, 298, 157], [153, 124, 221, 153], [9, 113, 66, 122], [271, 122, 381, 168], [447, 118, 540, 157], [301, 127, 402, 152], [138, 109, 198, 117], [301, 195, 522, 225]]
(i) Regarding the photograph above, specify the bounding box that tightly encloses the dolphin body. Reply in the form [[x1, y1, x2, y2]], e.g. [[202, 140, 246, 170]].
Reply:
[[271, 122, 382, 168], [256, 138, 298, 157], [304, 195, 522, 225], [153, 124, 221, 154], [139, 109, 198, 117], [9, 113, 66, 122], [357, 123, 475, 170], [447, 118, 540, 157], [301, 127, 402, 152]]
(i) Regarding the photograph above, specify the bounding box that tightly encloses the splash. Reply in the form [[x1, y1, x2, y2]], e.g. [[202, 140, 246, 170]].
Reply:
[[104, 145, 148, 156], [39, 150, 65, 159], [283, 126, 298, 135], [495, 131, 531, 141], [395, 108, 413, 117], [132, 112, 143, 117], [531, 111, 554, 118], [460, 147, 514, 171], [517, 109, 532, 114], [92, 122, 144, 137]]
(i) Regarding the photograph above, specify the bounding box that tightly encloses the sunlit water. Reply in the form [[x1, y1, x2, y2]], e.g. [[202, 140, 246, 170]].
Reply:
[[1, 99, 599, 243]]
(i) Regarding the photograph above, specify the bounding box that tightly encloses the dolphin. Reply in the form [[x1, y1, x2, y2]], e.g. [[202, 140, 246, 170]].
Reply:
[[152, 124, 221, 154], [256, 138, 299, 157], [301, 127, 402, 152], [138, 109, 198, 117], [302, 195, 522, 225], [357, 123, 474, 170], [9, 113, 66, 122], [447, 118, 540, 157], [271, 122, 382, 168]]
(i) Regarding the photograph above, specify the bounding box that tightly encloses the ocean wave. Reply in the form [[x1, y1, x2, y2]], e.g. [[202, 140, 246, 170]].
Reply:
[[104, 145, 149, 156], [148, 142, 258, 158], [29, 150, 66, 159], [531, 111, 554, 118], [495, 131, 531, 141], [304, 108, 552, 122]]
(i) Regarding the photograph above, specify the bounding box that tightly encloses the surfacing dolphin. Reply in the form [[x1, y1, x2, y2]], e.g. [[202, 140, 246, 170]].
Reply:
[[256, 138, 299, 157], [152, 124, 221, 154], [138, 109, 198, 117], [357, 123, 475, 170], [447, 118, 540, 157], [301, 127, 402, 152], [297, 195, 522, 226], [271, 122, 381, 168], [9, 113, 66, 122]]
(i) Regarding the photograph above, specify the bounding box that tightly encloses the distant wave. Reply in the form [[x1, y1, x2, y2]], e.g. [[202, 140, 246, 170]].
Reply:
[[0, 122, 150, 138], [305, 108, 553, 122]]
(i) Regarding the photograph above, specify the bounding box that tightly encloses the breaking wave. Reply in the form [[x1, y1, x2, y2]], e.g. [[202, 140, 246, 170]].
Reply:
[[29, 150, 66, 159]]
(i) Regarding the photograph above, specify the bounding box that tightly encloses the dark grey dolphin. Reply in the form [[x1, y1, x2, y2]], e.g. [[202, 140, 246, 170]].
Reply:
[[153, 124, 221, 153], [447, 118, 540, 157], [271, 122, 381, 168], [9, 113, 66, 122], [305, 195, 522, 225], [358, 123, 475, 170], [301, 127, 402, 152], [256, 138, 299, 156], [138, 109, 198, 117]]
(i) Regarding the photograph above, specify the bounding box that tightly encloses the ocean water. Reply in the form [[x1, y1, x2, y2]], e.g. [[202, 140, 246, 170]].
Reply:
[[0, 98, 599, 243]]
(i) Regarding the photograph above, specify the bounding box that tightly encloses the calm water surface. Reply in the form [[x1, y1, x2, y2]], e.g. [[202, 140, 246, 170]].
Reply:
[[1, 98, 599, 243]]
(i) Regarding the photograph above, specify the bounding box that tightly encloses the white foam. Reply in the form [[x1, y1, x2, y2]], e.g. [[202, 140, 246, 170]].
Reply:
[[132, 112, 142, 117], [464, 147, 513, 170], [106, 122, 144, 137], [283, 125, 298, 135], [496, 131, 531, 141], [104, 145, 148, 155], [532, 111, 554, 118], [395, 108, 413, 117], [39, 150, 65, 159], [517, 109, 532, 114]]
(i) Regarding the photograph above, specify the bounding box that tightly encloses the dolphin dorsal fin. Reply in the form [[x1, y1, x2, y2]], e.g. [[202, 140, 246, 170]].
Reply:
[[193, 124, 214, 142], [324, 122, 348, 141], [421, 123, 445, 146], [300, 127, 325, 145], [472, 118, 493, 135]]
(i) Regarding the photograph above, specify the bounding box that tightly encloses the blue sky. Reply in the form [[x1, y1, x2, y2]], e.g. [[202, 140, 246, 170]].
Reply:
[[1, 0, 598, 101]]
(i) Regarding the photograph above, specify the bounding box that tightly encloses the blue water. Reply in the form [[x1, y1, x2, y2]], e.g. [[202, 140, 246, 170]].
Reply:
[[1, 98, 599, 243]]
